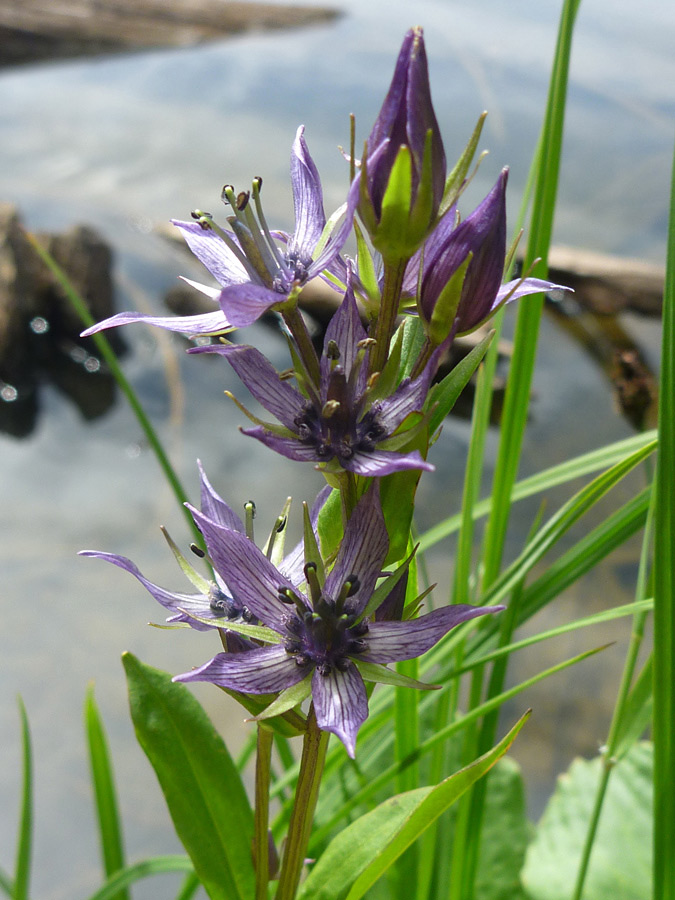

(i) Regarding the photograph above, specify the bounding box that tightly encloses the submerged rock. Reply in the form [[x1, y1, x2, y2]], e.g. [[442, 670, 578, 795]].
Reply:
[[0, 203, 121, 437]]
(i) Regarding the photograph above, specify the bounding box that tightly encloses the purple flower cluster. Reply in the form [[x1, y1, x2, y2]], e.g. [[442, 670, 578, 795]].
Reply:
[[81, 26, 569, 756]]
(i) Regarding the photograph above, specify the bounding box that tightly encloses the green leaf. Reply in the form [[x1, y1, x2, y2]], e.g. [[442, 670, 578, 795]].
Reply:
[[440, 111, 488, 216], [250, 674, 313, 721], [356, 660, 439, 691], [122, 653, 255, 900], [522, 744, 652, 900], [13, 698, 32, 900], [427, 329, 495, 435], [475, 758, 530, 900], [317, 487, 343, 564], [297, 712, 530, 900], [84, 686, 129, 900], [84, 856, 195, 900], [614, 655, 653, 760]]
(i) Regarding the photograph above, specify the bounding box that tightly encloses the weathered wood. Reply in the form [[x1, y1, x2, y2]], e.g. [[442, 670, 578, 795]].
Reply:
[[0, 0, 340, 67]]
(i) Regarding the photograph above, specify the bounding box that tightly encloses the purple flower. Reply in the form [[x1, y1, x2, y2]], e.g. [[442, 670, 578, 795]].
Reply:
[[81, 126, 353, 339], [79, 462, 321, 647], [192, 279, 436, 477], [359, 27, 446, 261], [174, 488, 503, 756], [406, 169, 571, 343]]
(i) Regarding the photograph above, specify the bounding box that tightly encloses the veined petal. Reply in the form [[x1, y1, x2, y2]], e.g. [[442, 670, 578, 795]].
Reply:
[[187, 508, 297, 631], [197, 461, 245, 532], [361, 604, 505, 663], [174, 645, 305, 694], [321, 281, 368, 383], [287, 125, 326, 261], [193, 343, 303, 430], [495, 277, 572, 305], [311, 663, 368, 758], [241, 427, 324, 463], [172, 220, 250, 287], [377, 367, 433, 434], [81, 309, 231, 338], [344, 448, 434, 477], [78, 550, 217, 631], [218, 283, 284, 327], [324, 487, 388, 613]]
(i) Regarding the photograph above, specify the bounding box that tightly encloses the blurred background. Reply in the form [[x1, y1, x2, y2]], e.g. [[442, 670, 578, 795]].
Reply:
[[1, 0, 673, 896]]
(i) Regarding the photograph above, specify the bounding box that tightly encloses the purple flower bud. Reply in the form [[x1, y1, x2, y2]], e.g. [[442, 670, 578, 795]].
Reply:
[[359, 27, 446, 262]]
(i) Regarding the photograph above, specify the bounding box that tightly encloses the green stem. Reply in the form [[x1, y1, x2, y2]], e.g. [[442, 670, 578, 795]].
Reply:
[[282, 305, 321, 386], [275, 708, 329, 900], [24, 229, 202, 545], [369, 258, 408, 376], [254, 726, 274, 900]]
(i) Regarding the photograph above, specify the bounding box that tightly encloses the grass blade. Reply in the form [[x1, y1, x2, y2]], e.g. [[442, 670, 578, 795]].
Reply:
[[653, 131, 675, 900], [84, 857, 194, 900], [13, 699, 32, 900], [84, 686, 129, 900]]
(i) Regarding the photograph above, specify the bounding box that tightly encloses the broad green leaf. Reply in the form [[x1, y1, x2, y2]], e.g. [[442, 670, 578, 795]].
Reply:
[[522, 743, 652, 900], [298, 712, 530, 900], [84, 856, 195, 900], [84, 686, 129, 900], [317, 487, 343, 564], [399, 316, 427, 380], [123, 653, 254, 900], [475, 758, 530, 900]]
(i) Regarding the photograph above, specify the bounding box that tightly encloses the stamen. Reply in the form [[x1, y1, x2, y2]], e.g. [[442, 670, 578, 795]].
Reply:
[[244, 500, 256, 541], [251, 176, 287, 272], [335, 574, 360, 613], [190, 543, 205, 558], [236, 191, 250, 211], [304, 562, 322, 607], [229, 218, 276, 288], [190, 206, 258, 280], [321, 400, 340, 418], [326, 340, 340, 361]]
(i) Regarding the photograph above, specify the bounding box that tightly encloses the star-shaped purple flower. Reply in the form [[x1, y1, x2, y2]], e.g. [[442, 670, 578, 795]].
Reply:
[[81, 126, 354, 339], [174, 488, 503, 756], [192, 279, 437, 476]]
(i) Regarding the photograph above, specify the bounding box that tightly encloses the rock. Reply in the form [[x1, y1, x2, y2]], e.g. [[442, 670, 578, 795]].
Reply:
[[0, 0, 340, 67], [0, 203, 120, 436]]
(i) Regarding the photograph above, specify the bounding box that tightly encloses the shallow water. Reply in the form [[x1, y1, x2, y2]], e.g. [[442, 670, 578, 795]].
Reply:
[[0, 0, 672, 896]]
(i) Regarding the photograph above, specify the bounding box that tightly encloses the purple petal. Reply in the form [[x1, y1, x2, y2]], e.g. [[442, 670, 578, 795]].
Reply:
[[307, 177, 359, 278], [187, 508, 298, 631], [321, 281, 368, 384], [324, 487, 388, 613], [172, 220, 250, 288], [241, 427, 322, 463], [287, 125, 326, 261], [495, 277, 572, 305], [197, 461, 244, 532], [311, 663, 368, 758], [81, 309, 231, 338], [78, 550, 217, 631], [191, 343, 303, 430], [344, 448, 434, 477], [219, 283, 283, 327], [361, 604, 505, 663], [174, 645, 305, 694], [377, 367, 433, 434]]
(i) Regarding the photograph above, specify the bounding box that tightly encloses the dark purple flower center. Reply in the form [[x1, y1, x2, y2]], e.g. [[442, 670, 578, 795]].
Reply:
[[279, 575, 370, 676], [292, 364, 387, 462]]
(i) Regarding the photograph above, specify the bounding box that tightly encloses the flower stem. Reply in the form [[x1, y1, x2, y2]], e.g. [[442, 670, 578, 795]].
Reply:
[[369, 258, 408, 376], [254, 725, 274, 900], [275, 707, 329, 900], [282, 305, 321, 386]]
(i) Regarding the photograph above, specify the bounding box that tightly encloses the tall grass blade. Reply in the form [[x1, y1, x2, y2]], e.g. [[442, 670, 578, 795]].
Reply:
[[84, 857, 194, 900], [481, 0, 582, 588], [84, 686, 129, 900], [13, 699, 32, 900], [653, 133, 675, 900]]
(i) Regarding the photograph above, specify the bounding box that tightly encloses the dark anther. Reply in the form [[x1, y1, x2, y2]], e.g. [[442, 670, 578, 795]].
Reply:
[[190, 543, 206, 558], [348, 638, 368, 654], [351, 620, 370, 637], [345, 575, 361, 597], [253, 176, 263, 189], [294, 654, 310, 667], [317, 664, 332, 676], [336, 658, 352, 672], [326, 340, 340, 361], [236, 191, 250, 211], [284, 639, 302, 654], [276, 516, 287, 533], [278, 587, 295, 604], [245, 500, 256, 517]]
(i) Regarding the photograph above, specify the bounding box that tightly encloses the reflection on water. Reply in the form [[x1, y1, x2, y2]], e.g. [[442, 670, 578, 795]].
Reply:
[[0, 1, 672, 896]]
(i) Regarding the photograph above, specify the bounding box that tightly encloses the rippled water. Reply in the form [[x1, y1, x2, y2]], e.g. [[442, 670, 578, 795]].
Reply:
[[0, 0, 672, 895]]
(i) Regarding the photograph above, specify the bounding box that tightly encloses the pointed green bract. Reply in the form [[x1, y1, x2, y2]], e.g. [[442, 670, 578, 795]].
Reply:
[[123, 653, 255, 900]]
